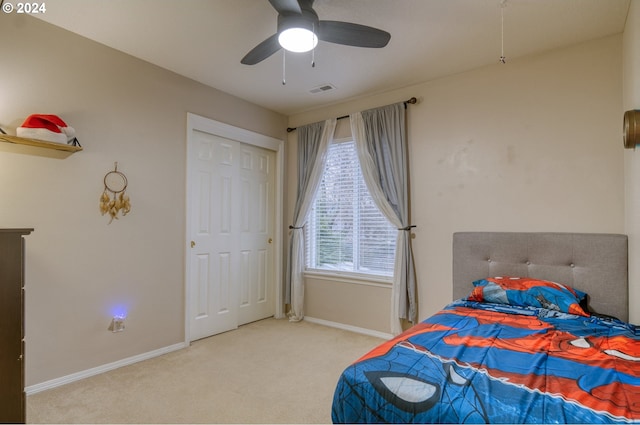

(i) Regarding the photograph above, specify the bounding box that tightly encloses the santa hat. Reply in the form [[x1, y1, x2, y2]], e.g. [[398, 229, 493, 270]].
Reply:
[[16, 114, 76, 144]]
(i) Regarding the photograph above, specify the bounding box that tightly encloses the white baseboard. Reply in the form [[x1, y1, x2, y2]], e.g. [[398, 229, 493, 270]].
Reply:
[[303, 316, 393, 340], [26, 342, 188, 395]]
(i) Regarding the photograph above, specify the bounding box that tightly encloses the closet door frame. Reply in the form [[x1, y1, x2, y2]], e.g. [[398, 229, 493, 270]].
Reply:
[[185, 113, 284, 344]]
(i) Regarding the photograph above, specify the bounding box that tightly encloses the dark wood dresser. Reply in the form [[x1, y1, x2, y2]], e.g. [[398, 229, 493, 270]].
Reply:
[[0, 228, 33, 424]]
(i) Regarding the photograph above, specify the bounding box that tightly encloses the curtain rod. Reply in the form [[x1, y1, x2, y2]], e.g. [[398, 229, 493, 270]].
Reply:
[[286, 97, 417, 133]]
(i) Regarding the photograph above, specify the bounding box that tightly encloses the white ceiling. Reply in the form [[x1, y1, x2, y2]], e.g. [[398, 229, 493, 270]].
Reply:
[[33, 0, 631, 115]]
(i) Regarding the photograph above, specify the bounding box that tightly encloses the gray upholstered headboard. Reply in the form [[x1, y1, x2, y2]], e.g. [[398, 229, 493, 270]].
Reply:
[[452, 232, 628, 322]]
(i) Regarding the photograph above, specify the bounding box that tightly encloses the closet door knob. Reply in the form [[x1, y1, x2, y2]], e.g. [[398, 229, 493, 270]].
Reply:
[[191, 241, 196, 248]]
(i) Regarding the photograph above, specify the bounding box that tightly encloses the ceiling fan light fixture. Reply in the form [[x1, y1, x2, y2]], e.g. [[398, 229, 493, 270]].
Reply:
[[278, 27, 318, 53], [241, 0, 390, 65]]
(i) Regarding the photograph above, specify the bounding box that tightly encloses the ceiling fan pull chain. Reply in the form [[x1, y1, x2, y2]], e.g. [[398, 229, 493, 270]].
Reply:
[[282, 50, 286, 85], [499, 0, 507, 64], [311, 23, 316, 68]]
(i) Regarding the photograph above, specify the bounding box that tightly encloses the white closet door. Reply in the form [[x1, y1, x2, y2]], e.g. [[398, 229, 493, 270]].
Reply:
[[188, 129, 275, 341], [237, 143, 276, 325]]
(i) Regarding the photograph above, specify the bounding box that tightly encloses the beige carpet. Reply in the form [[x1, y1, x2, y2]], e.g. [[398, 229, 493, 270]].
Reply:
[[27, 318, 385, 424]]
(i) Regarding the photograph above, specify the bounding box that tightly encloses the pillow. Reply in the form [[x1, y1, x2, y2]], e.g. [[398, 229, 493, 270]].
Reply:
[[467, 276, 589, 317]]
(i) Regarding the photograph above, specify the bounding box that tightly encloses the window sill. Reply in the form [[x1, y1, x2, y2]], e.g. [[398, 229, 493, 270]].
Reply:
[[304, 270, 393, 288]]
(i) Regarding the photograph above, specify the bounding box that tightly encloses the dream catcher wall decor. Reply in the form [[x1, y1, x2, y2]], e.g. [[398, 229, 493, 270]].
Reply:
[[100, 162, 131, 223]]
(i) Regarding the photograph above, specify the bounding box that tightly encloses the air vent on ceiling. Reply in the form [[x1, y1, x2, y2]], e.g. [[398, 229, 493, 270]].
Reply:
[[309, 84, 336, 94]]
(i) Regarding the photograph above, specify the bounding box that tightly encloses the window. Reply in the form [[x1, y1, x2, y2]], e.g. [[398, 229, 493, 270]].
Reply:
[[305, 138, 397, 279]]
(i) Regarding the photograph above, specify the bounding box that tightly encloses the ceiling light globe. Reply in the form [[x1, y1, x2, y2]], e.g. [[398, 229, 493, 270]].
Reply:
[[278, 28, 318, 53]]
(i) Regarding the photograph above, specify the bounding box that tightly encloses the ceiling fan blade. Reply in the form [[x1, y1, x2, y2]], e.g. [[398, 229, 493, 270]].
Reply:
[[268, 0, 302, 15], [318, 21, 390, 48], [241, 34, 281, 65]]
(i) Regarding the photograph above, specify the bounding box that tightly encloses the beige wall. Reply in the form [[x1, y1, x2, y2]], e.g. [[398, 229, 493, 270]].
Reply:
[[289, 35, 626, 333], [624, 0, 640, 325], [0, 16, 286, 386]]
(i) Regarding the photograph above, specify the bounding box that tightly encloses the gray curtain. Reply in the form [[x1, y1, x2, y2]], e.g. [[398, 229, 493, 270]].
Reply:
[[286, 119, 337, 321], [350, 103, 416, 335]]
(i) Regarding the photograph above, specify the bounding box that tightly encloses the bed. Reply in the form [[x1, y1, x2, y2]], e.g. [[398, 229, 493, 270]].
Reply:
[[331, 232, 639, 423]]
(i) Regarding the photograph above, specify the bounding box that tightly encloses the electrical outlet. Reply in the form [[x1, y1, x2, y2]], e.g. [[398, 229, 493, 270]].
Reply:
[[108, 316, 126, 332]]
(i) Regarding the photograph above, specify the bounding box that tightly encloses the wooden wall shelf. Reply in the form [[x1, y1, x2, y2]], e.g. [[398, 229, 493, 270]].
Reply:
[[0, 135, 82, 153], [0, 135, 82, 158]]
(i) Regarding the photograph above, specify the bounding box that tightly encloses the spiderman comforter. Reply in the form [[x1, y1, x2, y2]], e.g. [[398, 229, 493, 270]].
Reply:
[[332, 278, 640, 424]]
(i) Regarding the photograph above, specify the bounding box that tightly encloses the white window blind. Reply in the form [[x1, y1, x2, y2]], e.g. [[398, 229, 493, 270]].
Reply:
[[305, 139, 396, 278]]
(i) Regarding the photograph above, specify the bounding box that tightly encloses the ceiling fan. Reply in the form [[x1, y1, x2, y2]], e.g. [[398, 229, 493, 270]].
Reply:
[[241, 0, 391, 65]]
